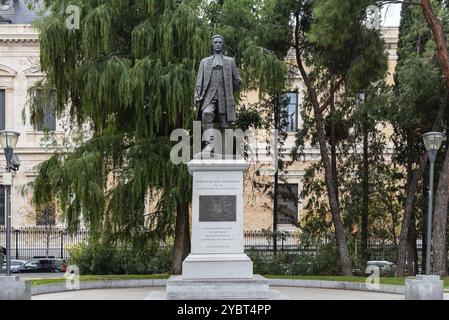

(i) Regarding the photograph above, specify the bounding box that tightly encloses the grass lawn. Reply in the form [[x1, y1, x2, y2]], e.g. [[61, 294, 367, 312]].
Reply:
[[31, 274, 449, 290], [31, 274, 169, 286], [264, 274, 449, 288]]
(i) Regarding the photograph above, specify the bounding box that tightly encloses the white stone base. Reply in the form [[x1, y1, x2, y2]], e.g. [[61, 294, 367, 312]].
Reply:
[[166, 275, 282, 300], [149, 287, 289, 300], [405, 275, 444, 300], [182, 253, 253, 279], [0, 276, 31, 300]]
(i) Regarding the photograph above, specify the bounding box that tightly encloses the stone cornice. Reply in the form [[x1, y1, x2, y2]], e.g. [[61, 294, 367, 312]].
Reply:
[[0, 24, 39, 43]]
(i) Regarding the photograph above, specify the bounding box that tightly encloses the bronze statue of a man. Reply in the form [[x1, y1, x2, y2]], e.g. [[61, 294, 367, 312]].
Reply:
[[194, 35, 242, 153]]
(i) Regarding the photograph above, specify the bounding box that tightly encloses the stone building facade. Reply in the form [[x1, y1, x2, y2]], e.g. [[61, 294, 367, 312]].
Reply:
[[0, 1, 65, 228], [242, 26, 399, 231], [0, 1, 399, 232]]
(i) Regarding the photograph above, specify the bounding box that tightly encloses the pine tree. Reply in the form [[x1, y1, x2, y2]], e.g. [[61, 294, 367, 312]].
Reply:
[[419, 0, 449, 277], [390, 2, 448, 276], [213, 0, 388, 275], [290, 0, 387, 275]]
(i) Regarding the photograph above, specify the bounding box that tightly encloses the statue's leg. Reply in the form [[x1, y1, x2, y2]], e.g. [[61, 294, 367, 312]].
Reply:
[[202, 101, 216, 154], [218, 114, 230, 159]]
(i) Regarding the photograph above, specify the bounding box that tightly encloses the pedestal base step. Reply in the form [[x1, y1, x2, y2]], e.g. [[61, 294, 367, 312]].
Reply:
[[0, 276, 31, 300], [182, 253, 253, 279], [405, 275, 444, 300], [166, 275, 278, 300]]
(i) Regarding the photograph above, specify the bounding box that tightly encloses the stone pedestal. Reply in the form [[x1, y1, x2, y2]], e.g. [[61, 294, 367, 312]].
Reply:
[[166, 159, 279, 300], [405, 275, 444, 300], [0, 276, 31, 300], [167, 275, 270, 300]]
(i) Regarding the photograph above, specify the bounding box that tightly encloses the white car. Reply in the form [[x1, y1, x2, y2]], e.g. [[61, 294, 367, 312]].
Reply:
[[367, 260, 395, 272], [1, 259, 27, 272]]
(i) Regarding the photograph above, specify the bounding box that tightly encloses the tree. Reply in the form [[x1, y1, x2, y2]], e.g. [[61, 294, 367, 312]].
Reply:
[[207, 0, 291, 253], [29, 0, 210, 275], [389, 1, 449, 276], [211, 2, 387, 273], [30, 0, 293, 274], [420, 0, 449, 276], [289, 0, 387, 275]]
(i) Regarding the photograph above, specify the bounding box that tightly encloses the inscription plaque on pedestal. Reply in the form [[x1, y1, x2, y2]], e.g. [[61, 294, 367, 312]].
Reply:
[[199, 195, 236, 222]]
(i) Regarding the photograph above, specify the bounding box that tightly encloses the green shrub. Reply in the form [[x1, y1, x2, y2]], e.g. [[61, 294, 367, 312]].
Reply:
[[67, 241, 171, 275], [247, 241, 341, 276]]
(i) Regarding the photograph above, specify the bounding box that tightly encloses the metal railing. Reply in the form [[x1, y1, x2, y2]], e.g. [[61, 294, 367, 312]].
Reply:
[[243, 230, 421, 263], [0, 227, 420, 263], [0, 227, 88, 260]]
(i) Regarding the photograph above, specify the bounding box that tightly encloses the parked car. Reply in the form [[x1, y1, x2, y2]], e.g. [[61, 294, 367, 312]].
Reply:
[[11, 258, 67, 273], [1, 259, 27, 272], [366, 260, 396, 275]]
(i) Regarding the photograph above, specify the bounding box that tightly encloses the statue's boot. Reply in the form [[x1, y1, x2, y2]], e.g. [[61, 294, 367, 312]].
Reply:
[[202, 124, 215, 157]]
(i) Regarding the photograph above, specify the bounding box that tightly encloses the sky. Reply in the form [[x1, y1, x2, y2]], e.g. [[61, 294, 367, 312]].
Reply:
[[382, 3, 402, 27]]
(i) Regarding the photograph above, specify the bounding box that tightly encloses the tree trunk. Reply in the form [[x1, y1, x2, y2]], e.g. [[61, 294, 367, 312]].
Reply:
[[273, 94, 280, 254], [170, 200, 190, 275], [396, 154, 426, 276], [405, 131, 417, 275], [396, 104, 446, 276], [330, 81, 338, 203], [294, 16, 352, 276], [361, 119, 369, 266], [419, 0, 449, 275], [407, 210, 419, 275], [421, 177, 428, 273], [421, 0, 449, 90], [46, 228, 50, 259], [273, 170, 279, 254], [432, 147, 449, 276]]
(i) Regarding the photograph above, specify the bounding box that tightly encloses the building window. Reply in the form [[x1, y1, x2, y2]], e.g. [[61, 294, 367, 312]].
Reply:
[[36, 204, 56, 226], [0, 90, 5, 131], [281, 92, 298, 132], [276, 183, 299, 225], [34, 91, 56, 131]]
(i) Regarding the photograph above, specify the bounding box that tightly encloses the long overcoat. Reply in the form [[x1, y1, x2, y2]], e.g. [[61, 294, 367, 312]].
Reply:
[[195, 55, 242, 122]]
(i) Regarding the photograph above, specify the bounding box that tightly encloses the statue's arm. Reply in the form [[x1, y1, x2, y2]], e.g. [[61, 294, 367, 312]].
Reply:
[[232, 59, 242, 92], [195, 60, 204, 103]]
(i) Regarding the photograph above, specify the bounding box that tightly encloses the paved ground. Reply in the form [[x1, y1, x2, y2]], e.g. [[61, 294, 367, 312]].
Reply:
[[33, 286, 409, 300]]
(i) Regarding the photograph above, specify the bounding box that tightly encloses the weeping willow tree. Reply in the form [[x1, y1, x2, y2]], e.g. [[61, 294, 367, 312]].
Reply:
[[29, 0, 211, 274], [29, 0, 287, 274]]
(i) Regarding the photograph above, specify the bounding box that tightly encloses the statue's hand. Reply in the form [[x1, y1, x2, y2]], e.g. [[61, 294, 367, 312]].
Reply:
[[194, 95, 202, 108]]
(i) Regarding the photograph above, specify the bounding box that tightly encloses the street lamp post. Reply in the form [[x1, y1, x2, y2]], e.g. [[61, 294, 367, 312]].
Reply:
[[422, 131, 445, 275], [0, 130, 20, 276]]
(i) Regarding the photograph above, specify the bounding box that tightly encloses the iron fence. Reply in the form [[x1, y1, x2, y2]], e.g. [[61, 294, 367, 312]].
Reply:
[[0, 227, 422, 263], [0, 227, 88, 260], [243, 230, 423, 263]]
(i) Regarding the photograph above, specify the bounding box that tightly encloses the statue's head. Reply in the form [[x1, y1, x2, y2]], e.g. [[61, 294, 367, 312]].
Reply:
[[211, 35, 225, 54]]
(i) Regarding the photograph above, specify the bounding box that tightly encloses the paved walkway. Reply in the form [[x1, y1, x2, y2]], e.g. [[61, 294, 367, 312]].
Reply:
[[32, 286, 408, 300]]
